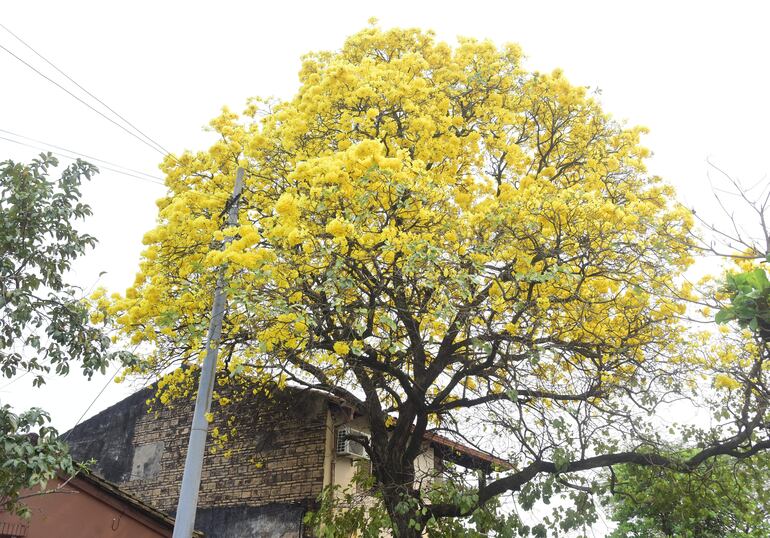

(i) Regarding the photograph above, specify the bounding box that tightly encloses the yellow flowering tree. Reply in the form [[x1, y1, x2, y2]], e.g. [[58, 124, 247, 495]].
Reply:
[[96, 26, 770, 536]]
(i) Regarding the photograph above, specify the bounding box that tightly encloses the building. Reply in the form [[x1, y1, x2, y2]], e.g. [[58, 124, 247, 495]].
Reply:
[[0, 471, 201, 538], [64, 384, 502, 537]]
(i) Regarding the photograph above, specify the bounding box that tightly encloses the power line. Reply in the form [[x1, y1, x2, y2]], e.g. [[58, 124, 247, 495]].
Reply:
[[0, 127, 164, 183], [0, 370, 30, 391], [0, 134, 165, 185], [0, 41, 170, 159], [61, 363, 124, 441], [0, 22, 174, 158], [62, 340, 144, 440], [0, 134, 166, 186]]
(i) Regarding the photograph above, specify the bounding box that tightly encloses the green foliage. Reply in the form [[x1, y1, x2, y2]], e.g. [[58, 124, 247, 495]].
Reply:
[[305, 469, 527, 538], [304, 471, 392, 538], [605, 455, 770, 537], [0, 154, 131, 516], [715, 266, 770, 339], [0, 154, 125, 383], [0, 405, 86, 518]]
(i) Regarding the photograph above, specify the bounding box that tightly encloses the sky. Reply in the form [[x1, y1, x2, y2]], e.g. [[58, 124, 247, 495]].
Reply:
[[2, 0, 770, 438]]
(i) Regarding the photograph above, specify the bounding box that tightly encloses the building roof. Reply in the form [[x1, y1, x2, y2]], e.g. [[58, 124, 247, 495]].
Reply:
[[422, 431, 511, 471], [66, 472, 204, 538], [0, 471, 203, 538], [318, 386, 510, 471]]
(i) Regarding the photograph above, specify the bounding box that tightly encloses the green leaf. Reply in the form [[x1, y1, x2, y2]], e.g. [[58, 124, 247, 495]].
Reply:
[[714, 307, 735, 324]]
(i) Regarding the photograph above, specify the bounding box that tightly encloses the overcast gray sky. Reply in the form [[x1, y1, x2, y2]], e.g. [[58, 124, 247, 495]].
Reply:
[[2, 0, 769, 433]]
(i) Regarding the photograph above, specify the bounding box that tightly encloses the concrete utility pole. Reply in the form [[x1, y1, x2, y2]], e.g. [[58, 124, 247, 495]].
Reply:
[[172, 168, 244, 538]]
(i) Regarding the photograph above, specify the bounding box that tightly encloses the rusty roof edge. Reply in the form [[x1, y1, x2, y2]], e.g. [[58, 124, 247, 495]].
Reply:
[[421, 431, 512, 470]]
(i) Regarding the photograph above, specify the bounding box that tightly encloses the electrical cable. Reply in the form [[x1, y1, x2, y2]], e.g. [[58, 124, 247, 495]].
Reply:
[[0, 41, 170, 159], [61, 362, 125, 441], [0, 127, 164, 182], [0, 370, 30, 391], [0, 134, 166, 185], [0, 24, 172, 440], [0, 22, 174, 158]]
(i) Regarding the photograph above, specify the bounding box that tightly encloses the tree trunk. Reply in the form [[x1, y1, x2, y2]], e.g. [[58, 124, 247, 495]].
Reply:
[[368, 400, 426, 537], [660, 513, 674, 537], [382, 486, 423, 538], [373, 449, 424, 537]]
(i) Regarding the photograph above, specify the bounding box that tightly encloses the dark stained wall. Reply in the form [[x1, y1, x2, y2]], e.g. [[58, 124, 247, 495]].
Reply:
[[66, 386, 328, 538], [67, 387, 152, 483]]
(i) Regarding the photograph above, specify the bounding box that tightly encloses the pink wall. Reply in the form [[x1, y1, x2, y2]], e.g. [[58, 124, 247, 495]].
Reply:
[[0, 477, 173, 538]]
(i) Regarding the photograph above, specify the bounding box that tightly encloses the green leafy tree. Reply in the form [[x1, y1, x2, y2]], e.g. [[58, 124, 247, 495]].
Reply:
[[1, 154, 110, 382], [606, 454, 770, 537], [701, 163, 770, 343], [0, 406, 83, 517], [0, 154, 130, 515], [637, 170, 770, 538], [716, 266, 770, 339]]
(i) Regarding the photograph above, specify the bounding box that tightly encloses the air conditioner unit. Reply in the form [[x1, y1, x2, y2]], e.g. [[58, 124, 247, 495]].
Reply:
[[336, 427, 370, 460]]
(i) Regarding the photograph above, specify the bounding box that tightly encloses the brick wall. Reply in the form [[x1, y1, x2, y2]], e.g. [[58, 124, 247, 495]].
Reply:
[[121, 388, 329, 513], [67, 383, 330, 538]]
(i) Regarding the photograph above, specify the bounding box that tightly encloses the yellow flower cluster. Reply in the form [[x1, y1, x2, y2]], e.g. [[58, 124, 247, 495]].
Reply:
[[102, 25, 697, 414]]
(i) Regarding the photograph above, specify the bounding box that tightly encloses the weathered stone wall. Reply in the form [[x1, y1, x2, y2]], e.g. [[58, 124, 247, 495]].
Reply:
[[190, 504, 307, 538], [67, 388, 151, 484], [66, 384, 328, 537]]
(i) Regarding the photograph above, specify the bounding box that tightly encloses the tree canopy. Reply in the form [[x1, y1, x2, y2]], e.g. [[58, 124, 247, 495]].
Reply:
[[1, 155, 110, 383], [97, 26, 770, 536], [606, 454, 770, 537], [0, 154, 128, 516]]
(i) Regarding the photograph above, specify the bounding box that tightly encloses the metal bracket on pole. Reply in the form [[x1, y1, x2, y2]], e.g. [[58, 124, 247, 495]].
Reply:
[[172, 167, 244, 538]]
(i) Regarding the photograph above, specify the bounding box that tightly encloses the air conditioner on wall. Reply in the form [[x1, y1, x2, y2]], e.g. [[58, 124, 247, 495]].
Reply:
[[336, 427, 370, 460]]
